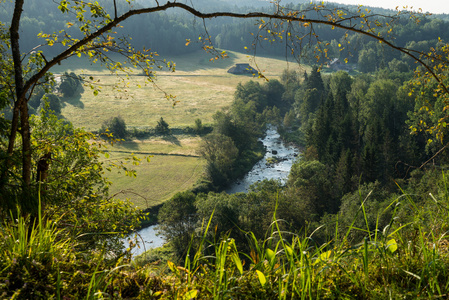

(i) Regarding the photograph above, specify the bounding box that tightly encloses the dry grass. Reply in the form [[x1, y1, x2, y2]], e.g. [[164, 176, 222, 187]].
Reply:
[[55, 50, 306, 207], [57, 50, 306, 130], [111, 136, 201, 156]]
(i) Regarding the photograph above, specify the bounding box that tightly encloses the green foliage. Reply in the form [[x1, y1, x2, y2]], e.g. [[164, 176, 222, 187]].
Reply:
[[288, 159, 338, 216], [157, 191, 197, 257], [39, 93, 61, 115], [59, 72, 84, 98], [4, 170, 449, 298], [280, 69, 300, 105], [31, 110, 108, 204], [283, 109, 296, 128], [0, 108, 143, 254], [195, 192, 242, 241], [336, 182, 396, 242], [155, 117, 170, 135], [388, 58, 410, 73], [199, 133, 239, 186], [262, 106, 282, 125], [234, 81, 267, 113], [154, 179, 449, 299], [101, 115, 127, 139], [193, 118, 204, 134], [264, 79, 286, 109], [4, 0, 449, 297], [358, 48, 378, 73], [28, 110, 143, 254], [238, 180, 283, 239], [293, 66, 326, 125], [0, 205, 147, 299], [28, 85, 46, 109]]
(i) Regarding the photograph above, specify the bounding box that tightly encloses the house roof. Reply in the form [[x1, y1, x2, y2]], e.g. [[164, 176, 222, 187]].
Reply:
[[228, 63, 257, 74]]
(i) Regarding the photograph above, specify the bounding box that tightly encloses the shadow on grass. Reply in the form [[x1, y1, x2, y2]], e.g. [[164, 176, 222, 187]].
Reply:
[[62, 93, 84, 109], [120, 140, 141, 151], [53, 50, 240, 73], [162, 135, 181, 146], [174, 52, 237, 72]]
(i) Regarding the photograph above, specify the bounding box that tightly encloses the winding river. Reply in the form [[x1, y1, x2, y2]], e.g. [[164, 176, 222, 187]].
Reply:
[[128, 126, 300, 256]]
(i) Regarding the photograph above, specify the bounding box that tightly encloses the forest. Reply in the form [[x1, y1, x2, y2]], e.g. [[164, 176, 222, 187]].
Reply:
[[2, 0, 449, 298]]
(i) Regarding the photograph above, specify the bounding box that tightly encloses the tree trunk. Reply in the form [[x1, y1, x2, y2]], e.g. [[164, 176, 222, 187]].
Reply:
[[10, 0, 32, 190]]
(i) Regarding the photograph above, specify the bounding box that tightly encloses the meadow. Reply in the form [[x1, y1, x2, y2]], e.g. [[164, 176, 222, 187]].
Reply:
[[56, 50, 305, 130], [104, 137, 205, 208], [55, 50, 306, 208]]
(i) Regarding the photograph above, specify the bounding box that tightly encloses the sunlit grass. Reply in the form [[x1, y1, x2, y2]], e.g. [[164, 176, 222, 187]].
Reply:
[[2, 186, 449, 298], [58, 50, 306, 131], [102, 136, 205, 208], [106, 153, 205, 208]]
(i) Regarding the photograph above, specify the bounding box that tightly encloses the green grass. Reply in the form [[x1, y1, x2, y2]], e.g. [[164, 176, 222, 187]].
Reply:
[[105, 137, 205, 208], [55, 50, 306, 208], [3, 185, 449, 298], [58, 50, 306, 131], [107, 154, 205, 208], [110, 135, 201, 156]]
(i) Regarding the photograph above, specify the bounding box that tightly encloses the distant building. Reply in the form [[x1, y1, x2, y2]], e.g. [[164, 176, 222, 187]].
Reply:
[[227, 63, 257, 75], [327, 58, 352, 71]]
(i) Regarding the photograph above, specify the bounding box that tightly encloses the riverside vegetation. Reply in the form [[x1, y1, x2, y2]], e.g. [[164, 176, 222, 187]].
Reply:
[[3, 0, 449, 299], [3, 63, 449, 298]]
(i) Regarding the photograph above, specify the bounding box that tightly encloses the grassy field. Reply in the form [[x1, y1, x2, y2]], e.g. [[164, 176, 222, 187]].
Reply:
[[104, 136, 205, 208], [56, 50, 306, 130], [54, 50, 306, 208]]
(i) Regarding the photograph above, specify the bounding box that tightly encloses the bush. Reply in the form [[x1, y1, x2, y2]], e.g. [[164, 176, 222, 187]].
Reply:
[[157, 191, 197, 257], [155, 117, 170, 135], [101, 116, 127, 139], [193, 118, 204, 134], [38, 94, 61, 115], [59, 72, 83, 98]]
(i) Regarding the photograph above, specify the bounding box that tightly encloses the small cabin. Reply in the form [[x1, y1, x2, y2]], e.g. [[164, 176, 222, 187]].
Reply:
[[327, 58, 351, 71], [227, 63, 257, 75], [328, 58, 343, 70]]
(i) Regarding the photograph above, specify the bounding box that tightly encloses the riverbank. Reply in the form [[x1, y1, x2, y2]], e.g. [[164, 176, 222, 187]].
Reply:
[[130, 126, 300, 256], [225, 125, 300, 194]]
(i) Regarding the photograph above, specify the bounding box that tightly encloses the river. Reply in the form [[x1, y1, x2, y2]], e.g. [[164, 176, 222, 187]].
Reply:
[[128, 126, 299, 256], [225, 125, 299, 193]]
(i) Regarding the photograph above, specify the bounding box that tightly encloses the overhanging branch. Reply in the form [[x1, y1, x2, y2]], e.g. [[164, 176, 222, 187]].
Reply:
[[25, 2, 449, 99]]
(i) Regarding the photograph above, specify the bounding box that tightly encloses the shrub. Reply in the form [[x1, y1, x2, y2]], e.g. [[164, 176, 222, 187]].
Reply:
[[59, 72, 83, 97], [193, 118, 204, 134], [38, 94, 61, 115], [155, 117, 170, 135], [101, 116, 127, 139]]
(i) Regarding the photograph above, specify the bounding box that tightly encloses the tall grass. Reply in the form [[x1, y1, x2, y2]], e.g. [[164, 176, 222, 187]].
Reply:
[[160, 189, 449, 299], [0, 202, 73, 298], [2, 186, 449, 298], [0, 201, 134, 299]]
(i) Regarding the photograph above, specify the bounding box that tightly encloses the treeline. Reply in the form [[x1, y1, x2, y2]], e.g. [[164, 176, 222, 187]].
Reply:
[[157, 60, 449, 260], [210, 7, 449, 70], [97, 115, 213, 140], [289, 63, 445, 229], [4, 0, 449, 62]]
